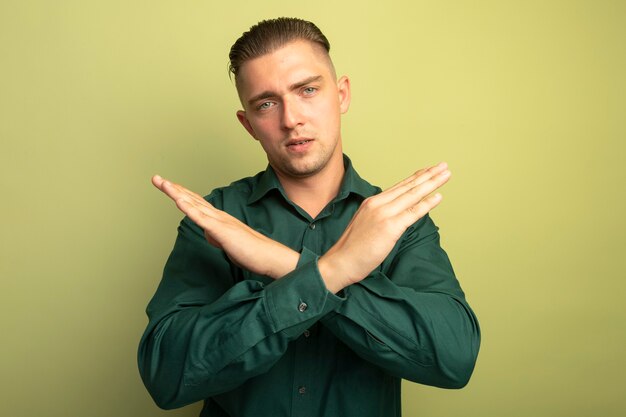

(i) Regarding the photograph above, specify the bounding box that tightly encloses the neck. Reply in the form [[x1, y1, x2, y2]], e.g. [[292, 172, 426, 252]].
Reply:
[[275, 152, 345, 219]]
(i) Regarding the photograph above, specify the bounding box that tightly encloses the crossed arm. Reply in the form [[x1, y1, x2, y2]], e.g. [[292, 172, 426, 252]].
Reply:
[[140, 162, 479, 408], [151, 162, 451, 293]]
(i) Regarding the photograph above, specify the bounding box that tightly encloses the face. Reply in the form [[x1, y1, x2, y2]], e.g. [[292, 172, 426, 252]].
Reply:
[[235, 40, 351, 180]]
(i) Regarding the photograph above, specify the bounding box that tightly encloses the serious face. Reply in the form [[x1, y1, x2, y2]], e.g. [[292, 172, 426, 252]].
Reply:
[[235, 40, 351, 180]]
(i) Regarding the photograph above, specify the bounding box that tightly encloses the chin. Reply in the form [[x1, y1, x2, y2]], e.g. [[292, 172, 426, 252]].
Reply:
[[282, 159, 327, 178], [272, 148, 339, 179], [285, 165, 323, 178]]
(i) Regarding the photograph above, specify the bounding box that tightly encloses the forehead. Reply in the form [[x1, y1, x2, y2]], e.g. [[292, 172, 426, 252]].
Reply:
[[236, 40, 334, 100]]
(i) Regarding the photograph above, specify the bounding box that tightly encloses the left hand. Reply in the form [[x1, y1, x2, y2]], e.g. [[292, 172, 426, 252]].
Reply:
[[317, 162, 451, 293]]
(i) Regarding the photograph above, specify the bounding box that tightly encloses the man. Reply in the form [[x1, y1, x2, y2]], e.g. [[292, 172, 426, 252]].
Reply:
[[138, 17, 480, 417]]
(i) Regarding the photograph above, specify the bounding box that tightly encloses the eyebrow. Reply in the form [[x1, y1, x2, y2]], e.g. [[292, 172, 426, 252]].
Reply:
[[247, 75, 323, 107]]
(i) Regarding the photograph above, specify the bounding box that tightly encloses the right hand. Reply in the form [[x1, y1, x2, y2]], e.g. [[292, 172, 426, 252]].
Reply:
[[318, 162, 451, 293], [152, 175, 299, 279]]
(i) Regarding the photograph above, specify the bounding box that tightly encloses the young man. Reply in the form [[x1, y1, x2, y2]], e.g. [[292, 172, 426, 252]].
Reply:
[[138, 17, 480, 417]]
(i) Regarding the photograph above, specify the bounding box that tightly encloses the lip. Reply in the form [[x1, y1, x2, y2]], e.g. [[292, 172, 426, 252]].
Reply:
[[286, 138, 314, 146], [286, 138, 314, 153]]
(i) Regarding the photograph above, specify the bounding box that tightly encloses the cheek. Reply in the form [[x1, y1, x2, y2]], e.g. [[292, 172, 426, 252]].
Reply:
[[317, 102, 341, 128], [250, 117, 278, 136], [306, 100, 337, 124]]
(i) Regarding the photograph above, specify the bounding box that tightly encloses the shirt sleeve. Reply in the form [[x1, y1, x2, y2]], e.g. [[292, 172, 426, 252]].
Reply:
[[137, 215, 344, 410], [319, 213, 481, 389]]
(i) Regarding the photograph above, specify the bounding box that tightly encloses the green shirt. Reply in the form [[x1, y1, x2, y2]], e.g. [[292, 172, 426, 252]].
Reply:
[[138, 156, 480, 417]]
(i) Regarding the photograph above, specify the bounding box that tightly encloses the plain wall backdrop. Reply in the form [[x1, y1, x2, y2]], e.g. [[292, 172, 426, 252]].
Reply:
[[1, 1, 624, 416]]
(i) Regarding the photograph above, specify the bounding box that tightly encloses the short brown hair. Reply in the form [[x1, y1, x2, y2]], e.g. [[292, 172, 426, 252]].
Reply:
[[228, 17, 331, 79]]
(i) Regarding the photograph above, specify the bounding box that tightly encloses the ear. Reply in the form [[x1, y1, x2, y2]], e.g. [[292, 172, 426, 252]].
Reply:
[[236, 110, 258, 140], [337, 75, 351, 114]]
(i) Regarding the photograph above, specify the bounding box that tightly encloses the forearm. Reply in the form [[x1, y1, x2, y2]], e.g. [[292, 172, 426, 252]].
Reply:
[[138, 295, 278, 409], [138, 240, 342, 409], [138, 283, 289, 409], [321, 273, 480, 388], [319, 214, 480, 388]]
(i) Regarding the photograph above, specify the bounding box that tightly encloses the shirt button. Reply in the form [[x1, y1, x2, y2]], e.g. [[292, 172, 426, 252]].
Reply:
[[298, 302, 308, 312], [298, 386, 306, 395], [303, 329, 311, 338], [309, 223, 316, 230]]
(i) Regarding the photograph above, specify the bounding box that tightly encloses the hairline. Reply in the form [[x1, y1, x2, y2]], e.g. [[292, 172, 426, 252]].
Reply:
[[234, 38, 337, 96]]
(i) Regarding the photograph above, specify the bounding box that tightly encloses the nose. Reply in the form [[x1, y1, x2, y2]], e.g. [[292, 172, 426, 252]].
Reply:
[[281, 97, 303, 130]]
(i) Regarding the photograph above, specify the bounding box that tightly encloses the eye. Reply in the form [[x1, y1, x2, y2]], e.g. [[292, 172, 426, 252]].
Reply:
[[257, 101, 275, 111], [303, 87, 317, 95]]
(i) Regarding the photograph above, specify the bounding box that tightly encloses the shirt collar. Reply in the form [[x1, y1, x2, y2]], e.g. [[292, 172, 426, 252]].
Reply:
[[247, 154, 378, 205]]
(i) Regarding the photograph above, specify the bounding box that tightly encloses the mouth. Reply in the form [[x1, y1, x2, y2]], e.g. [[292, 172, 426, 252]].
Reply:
[[286, 138, 314, 153], [287, 138, 313, 147]]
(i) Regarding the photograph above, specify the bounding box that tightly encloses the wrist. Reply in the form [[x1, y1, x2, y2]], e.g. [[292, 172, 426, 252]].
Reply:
[[317, 254, 351, 294], [267, 246, 299, 279]]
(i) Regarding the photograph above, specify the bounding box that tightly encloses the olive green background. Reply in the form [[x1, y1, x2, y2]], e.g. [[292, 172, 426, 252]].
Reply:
[[1, 1, 624, 416]]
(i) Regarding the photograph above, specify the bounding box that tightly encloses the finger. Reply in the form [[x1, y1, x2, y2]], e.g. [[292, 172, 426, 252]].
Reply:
[[388, 168, 451, 215], [153, 175, 194, 199], [152, 174, 166, 189], [397, 192, 444, 226], [175, 197, 216, 229], [154, 175, 221, 220], [161, 180, 202, 201], [153, 175, 187, 196], [158, 178, 213, 208], [390, 162, 447, 192], [385, 168, 428, 192], [374, 162, 448, 205]]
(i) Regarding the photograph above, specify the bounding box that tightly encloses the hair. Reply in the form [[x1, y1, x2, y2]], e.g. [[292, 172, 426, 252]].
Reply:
[[228, 17, 331, 80]]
